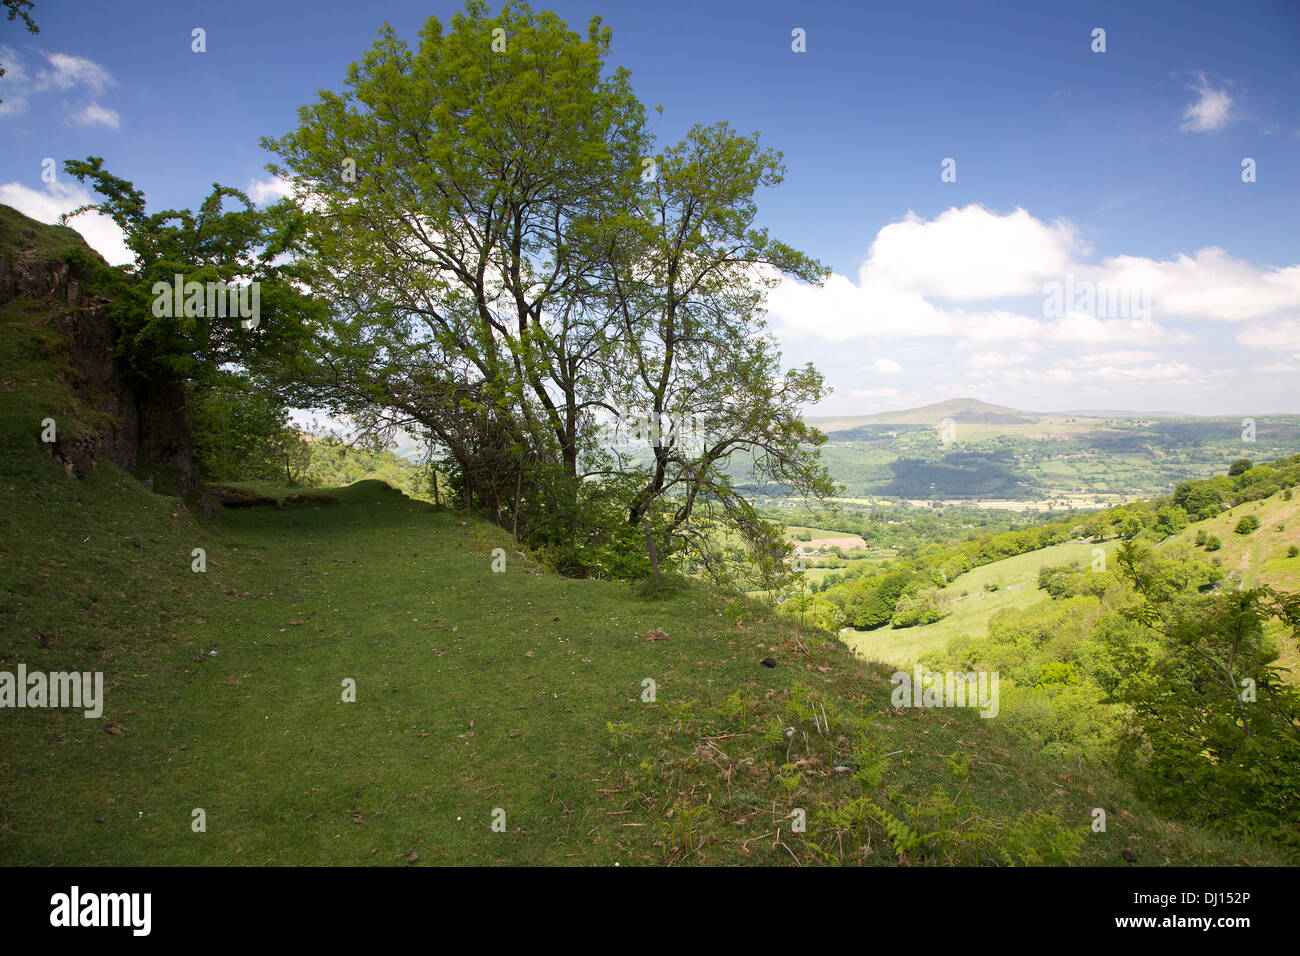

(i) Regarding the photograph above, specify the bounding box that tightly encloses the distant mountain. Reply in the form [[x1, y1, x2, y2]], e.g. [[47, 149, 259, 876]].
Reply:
[[808, 398, 1049, 432], [806, 398, 1228, 433]]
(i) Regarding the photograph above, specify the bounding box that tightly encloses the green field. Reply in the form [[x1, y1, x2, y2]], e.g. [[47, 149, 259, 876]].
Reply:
[[840, 540, 1121, 668]]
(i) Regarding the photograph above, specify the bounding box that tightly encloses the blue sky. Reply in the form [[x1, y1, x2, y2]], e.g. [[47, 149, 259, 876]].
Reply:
[[2, 0, 1298, 417]]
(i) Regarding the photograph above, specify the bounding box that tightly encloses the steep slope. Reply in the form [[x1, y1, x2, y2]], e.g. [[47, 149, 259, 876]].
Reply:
[[0, 204, 203, 500]]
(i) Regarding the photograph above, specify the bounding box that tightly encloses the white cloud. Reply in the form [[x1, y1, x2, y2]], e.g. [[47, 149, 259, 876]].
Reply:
[[1, 48, 117, 122], [36, 52, 115, 94], [869, 357, 903, 375], [950, 309, 1045, 343], [0, 44, 31, 114], [70, 102, 119, 129], [1104, 248, 1300, 322], [1077, 350, 1159, 366], [860, 205, 1083, 301], [0, 180, 133, 266], [764, 205, 1296, 357], [765, 269, 950, 341], [1180, 74, 1233, 133], [1237, 319, 1300, 352], [965, 350, 1030, 370], [248, 176, 294, 205], [848, 387, 900, 400], [1047, 313, 1160, 345], [992, 361, 1201, 387]]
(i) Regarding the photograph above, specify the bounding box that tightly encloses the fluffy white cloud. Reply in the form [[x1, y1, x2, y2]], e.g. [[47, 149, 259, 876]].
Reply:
[[70, 103, 119, 128], [860, 205, 1082, 301], [765, 269, 950, 341], [0, 180, 133, 266], [248, 176, 294, 205], [949, 309, 1044, 343], [1180, 74, 1233, 133], [764, 205, 1296, 355], [869, 357, 903, 375], [1104, 248, 1300, 322]]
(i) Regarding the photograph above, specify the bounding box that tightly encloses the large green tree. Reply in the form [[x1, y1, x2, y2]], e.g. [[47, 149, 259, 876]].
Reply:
[[264, 0, 832, 580]]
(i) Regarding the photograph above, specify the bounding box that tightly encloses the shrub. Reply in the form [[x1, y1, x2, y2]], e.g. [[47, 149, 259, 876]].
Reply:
[[1205, 536, 1222, 552], [1235, 515, 1260, 535], [890, 587, 949, 628], [633, 572, 690, 600]]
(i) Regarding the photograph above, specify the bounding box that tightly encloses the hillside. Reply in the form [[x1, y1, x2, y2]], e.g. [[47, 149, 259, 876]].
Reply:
[[1163, 491, 1300, 591], [841, 539, 1123, 668], [4, 466, 1293, 865], [837, 490, 1300, 670]]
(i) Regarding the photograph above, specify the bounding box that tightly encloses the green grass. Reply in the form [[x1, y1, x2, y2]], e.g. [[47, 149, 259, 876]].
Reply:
[[799, 556, 877, 586], [1161, 492, 1300, 592], [785, 525, 868, 547], [0, 203, 91, 261], [3, 460, 1292, 865], [840, 540, 1121, 668]]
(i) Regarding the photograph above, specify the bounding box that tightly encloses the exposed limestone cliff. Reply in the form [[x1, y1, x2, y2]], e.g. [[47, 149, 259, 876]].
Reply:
[[0, 205, 205, 506]]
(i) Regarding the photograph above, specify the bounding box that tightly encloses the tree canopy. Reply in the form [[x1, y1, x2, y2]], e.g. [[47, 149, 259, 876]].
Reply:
[[262, 0, 833, 580]]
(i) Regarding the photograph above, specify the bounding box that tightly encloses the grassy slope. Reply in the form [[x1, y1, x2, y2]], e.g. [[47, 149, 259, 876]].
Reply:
[[840, 492, 1300, 675], [1164, 493, 1300, 592], [1160, 492, 1300, 679], [4, 461, 1290, 865], [841, 540, 1121, 668]]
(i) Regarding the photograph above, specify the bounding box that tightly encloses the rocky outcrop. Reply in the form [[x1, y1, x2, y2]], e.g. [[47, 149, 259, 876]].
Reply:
[[0, 220, 204, 504]]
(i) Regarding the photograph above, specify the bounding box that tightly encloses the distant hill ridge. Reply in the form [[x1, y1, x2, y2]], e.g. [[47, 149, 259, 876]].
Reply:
[[808, 398, 1047, 432], [805, 397, 1248, 433]]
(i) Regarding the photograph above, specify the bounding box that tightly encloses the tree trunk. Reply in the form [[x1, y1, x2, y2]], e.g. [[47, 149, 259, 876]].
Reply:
[[643, 517, 660, 583], [513, 471, 521, 541]]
